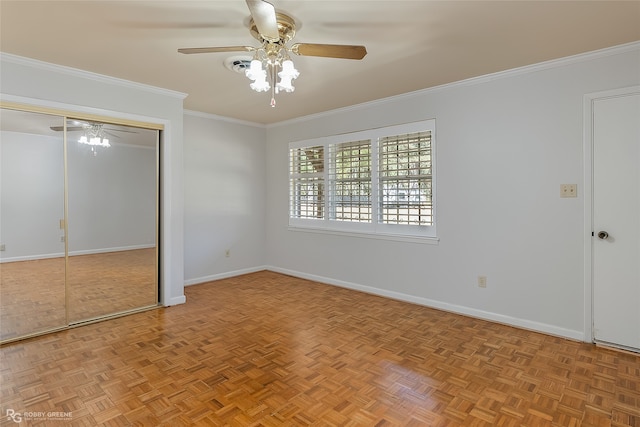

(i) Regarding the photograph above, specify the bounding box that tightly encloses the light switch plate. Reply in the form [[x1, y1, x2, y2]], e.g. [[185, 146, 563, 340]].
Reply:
[[560, 184, 577, 198]]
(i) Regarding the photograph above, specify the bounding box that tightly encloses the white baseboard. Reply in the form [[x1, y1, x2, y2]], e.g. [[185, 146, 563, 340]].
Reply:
[[69, 244, 155, 257], [165, 295, 187, 306], [0, 252, 64, 263], [184, 265, 269, 286], [0, 244, 155, 263], [267, 265, 585, 342]]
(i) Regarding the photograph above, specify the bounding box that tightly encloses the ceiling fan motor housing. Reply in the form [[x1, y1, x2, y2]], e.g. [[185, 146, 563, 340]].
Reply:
[[249, 12, 296, 44]]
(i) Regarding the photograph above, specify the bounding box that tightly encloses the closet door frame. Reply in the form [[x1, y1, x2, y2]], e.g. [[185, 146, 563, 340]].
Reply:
[[1, 101, 164, 343]]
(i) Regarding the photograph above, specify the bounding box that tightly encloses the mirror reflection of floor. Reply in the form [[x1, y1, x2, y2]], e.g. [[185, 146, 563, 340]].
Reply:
[[0, 257, 66, 341], [0, 248, 157, 341]]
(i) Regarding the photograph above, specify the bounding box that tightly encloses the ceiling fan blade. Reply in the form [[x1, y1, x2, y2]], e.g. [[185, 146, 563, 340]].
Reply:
[[50, 125, 137, 134], [178, 46, 254, 54], [104, 127, 138, 134], [50, 126, 84, 132], [104, 131, 121, 139], [291, 43, 367, 60], [246, 0, 279, 42]]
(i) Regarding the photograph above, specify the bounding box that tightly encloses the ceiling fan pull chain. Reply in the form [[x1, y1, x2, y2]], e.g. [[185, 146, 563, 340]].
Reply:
[[270, 64, 277, 107]]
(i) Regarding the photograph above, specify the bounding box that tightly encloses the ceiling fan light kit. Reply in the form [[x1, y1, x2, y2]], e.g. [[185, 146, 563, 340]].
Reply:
[[77, 123, 111, 157], [178, 0, 366, 108], [50, 121, 139, 155], [246, 43, 300, 106]]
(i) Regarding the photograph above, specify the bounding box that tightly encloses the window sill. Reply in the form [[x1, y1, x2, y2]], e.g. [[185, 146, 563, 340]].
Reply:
[[287, 225, 439, 245]]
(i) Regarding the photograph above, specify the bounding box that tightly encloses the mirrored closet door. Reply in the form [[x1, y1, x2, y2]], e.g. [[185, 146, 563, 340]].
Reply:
[[0, 108, 160, 342], [0, 109, 67, 340], [65, 118, 159, 323]]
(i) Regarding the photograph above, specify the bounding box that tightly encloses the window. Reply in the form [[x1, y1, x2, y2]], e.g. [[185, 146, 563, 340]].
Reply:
[[289, 146, 324, 219], [379, 131, 432, 226], [329, 140, 372, 222], [288, 120, 436, 241]]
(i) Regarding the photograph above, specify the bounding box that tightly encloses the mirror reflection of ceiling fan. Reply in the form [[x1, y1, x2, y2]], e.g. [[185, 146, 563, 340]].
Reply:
[[178, 0, 367, 106], [50, 121, 137, 140], [50, 120, 139, 155]]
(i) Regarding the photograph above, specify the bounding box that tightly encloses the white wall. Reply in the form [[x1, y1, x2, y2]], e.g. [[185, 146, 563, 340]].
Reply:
[[183, 111, 267, 284], [0, 53, 187, 306], [264, 44, 640, 340], [67, 141, 157, 254], [0, 132, 64, 259]]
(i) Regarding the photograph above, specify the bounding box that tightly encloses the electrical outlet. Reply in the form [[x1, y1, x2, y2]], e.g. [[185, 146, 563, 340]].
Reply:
[[478, 276, 487, 288], [0, 244, 5, 251], [225, 249, 230, 258], [560, 184, 577, 198], [60, 236, 65, 243]]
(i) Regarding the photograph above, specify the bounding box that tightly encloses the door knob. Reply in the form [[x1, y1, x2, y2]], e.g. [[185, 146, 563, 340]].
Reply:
[[597, 231, 609, 240]]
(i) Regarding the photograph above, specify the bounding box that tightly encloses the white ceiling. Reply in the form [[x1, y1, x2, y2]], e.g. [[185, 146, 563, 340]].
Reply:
[[1, 1, 639, 125]]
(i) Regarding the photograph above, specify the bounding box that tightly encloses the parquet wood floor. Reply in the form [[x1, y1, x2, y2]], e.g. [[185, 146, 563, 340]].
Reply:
[[1, 271, 638, 426], [66, 248, 157, 323], [0, 249, 157, 341], [0, 258, 66, 340]]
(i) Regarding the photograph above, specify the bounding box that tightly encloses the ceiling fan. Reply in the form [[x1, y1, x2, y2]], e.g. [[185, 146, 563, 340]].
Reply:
[[178, 0, 367, 106], [50, 121, 137, 139], [50, 121, 138, 153]]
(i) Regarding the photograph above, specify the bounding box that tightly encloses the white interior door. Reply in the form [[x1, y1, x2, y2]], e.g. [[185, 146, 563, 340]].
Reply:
[[592, 89, 640, 352]]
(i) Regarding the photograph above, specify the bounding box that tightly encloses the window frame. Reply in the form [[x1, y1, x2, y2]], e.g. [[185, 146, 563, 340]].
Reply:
[[288, 119, 437, 243]]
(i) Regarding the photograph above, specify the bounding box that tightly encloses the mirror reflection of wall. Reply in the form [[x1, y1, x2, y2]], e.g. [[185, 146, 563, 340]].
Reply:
[[0, 108, 159, 342], [0, 109, 67, 340]]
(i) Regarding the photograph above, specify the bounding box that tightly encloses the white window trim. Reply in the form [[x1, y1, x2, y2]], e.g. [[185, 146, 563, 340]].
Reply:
[[288, 119, 437, 243]]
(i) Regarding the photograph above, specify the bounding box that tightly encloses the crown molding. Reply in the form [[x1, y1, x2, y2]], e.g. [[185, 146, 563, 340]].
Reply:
[[184, 109, 265, 128], [0, 52, 188, 100], [268, 41, 640, 129]]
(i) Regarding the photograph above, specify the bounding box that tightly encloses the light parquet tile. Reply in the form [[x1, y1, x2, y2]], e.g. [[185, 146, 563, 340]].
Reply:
[[1, 271, 639, 426]]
